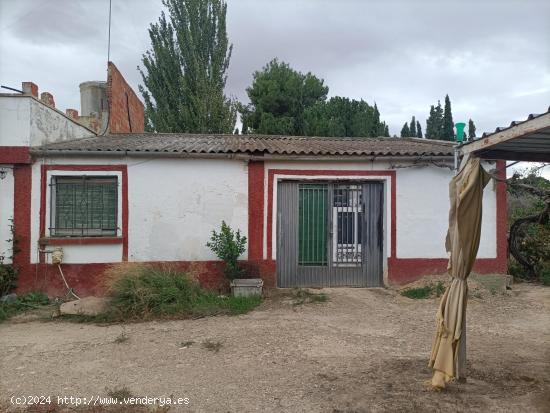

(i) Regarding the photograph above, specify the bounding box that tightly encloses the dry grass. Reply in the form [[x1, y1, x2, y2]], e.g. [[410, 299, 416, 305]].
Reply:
[[201, 339, 223, 353]]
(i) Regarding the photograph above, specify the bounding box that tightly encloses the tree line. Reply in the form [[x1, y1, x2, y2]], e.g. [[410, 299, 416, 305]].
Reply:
[[400, 95, 477, 140], [139, 0, 472, 141]]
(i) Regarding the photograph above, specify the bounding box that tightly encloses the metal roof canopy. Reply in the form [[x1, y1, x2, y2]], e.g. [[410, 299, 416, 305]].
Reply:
[[459, 109, 550, 162]]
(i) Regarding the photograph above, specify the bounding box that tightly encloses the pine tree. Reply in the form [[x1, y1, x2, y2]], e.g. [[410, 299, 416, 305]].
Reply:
[[442, 94, 454, 141], [468, 119, 476, 140], [416, 121, 423, 138], [409, 116, 416, 137], [384, 124, 390, 137], [400, 123, 410, 138], [139, 0, 236, 133]]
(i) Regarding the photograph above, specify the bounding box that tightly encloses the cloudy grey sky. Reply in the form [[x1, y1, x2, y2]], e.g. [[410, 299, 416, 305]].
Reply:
[[1, 0, 549, 137]]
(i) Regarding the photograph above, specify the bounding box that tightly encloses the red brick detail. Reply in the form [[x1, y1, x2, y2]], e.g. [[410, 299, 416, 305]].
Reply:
[[495, 160, 508, 272], [266, 169, 397, 261], [40, 92, 55, 107], [65, 109, 79, 119], [248, 161, 265, 260], [13, 165, 32, 280], [39, 165, 129, 261], [107, 62, 145, 133], [22, 82, 38, 98], [0, 146, 31, 164], [39, 237, 123, 246], [16, 259, 278, 298]]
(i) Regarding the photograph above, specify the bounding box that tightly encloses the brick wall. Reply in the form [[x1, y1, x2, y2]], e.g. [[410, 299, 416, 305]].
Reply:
[[107, 62, 145, 133]]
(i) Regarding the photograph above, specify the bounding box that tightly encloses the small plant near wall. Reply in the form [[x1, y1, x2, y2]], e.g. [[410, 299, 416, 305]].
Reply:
[[0, 219, 18, 297], [207, 221, 247, 280]]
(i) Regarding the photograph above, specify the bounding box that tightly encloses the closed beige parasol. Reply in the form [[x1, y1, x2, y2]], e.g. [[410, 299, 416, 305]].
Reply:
[[429, 157, 491, 388]]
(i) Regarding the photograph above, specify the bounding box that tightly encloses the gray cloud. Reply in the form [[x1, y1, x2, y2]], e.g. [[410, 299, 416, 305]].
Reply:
[[1, 0, 548, 137]]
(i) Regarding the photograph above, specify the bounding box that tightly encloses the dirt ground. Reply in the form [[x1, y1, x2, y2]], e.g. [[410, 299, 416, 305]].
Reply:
[[1, 282, 549, 413]]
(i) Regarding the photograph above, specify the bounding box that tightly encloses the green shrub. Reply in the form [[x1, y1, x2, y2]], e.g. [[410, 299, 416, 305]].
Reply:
[[434, 281, 446, 297], [206, 221, 247, 280], [0, 263, 17, 297], [94, 264, 261, 322], [401, 285, 433, 299], [0, 219, 18, 296], [0, 291, 50, 322]]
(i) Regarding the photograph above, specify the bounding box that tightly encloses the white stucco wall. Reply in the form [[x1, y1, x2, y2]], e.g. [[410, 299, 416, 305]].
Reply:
[[128, 158, 248, 261], [0, 96, 93, 148], [30, 157, 249, 264], [0, 97, 31, 146], [28, 156, 499, 265], [29, 99, 93, 146], [0, 165, 14, 264]]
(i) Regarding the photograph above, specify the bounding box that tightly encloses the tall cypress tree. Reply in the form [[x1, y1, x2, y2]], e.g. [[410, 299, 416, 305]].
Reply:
[[409, 116, 416, 137], [434, 100, 444, 139], [442, 94, 454, 141], [468, 119, 476, 140], [416, 121, 423, 138], [139, 0, 236, 133], [400, 123, 410, 138], [426, 105, 435, 138]]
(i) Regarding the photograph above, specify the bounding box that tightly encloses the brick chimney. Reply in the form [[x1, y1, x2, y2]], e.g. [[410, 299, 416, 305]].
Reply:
[[40, 92, 55, 108], [22, 82, 38, 98], [66, 109, 79, 119]]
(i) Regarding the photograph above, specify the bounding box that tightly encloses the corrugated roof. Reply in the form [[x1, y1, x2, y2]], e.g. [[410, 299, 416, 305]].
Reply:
[[479, 106, 550, 139], [459, 107, 550, 162], [32, 133, 455, 157]]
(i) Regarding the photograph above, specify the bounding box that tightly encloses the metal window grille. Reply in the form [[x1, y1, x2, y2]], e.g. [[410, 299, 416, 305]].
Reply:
[[333, 184, 363, 266], [50, 176, 118, 237]]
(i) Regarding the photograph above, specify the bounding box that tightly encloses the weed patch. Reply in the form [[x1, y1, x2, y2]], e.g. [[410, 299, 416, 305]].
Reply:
[[291, 288, 328, 305], [179, 340, 194, 348], [202, 339, 223, 353], [0, 291, 50, 322], [400, 281, 446, 299], [114, 331, 129, 344], [64, 264, 261, 323], [106, 385, 133, 400]]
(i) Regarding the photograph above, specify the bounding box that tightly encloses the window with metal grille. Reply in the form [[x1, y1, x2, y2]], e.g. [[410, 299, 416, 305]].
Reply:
[[50, 176, 118, 237]]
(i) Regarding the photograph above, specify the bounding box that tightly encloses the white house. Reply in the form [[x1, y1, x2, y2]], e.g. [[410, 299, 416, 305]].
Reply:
[[0, 65, 507, 296]]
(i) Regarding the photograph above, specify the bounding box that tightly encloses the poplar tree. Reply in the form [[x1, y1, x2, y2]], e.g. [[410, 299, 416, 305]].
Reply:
[[139, 0, 236, 133], [468, 119, 476, 139]]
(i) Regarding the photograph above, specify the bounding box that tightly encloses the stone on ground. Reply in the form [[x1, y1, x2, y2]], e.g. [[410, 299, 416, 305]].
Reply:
[[59, 297, 109, 316]]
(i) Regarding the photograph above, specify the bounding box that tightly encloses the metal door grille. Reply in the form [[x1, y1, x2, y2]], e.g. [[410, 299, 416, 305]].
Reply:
[[277, 181, 383, 288], [333, 184, 363, 267], [298, 184, 328, 266]]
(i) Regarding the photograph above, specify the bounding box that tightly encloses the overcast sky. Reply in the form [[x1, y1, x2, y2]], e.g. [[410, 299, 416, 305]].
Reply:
[[0, 0, 549, 138]]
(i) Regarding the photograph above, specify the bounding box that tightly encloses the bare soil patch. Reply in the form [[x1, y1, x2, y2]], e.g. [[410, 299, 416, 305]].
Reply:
[[1, 283, 548, 412]]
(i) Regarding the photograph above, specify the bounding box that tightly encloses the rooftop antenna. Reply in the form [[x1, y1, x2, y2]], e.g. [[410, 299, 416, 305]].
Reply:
[[107, 0, 112, 64]]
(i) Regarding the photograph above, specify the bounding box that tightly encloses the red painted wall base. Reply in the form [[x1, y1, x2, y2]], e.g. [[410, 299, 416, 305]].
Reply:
[[16, 260, 278, 298], [388, 257, 508, 285], [15, 256, 508, 297]]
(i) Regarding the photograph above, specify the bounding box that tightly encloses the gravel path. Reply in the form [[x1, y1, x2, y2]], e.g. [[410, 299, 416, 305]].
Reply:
[[1, 284, 549, 412]]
